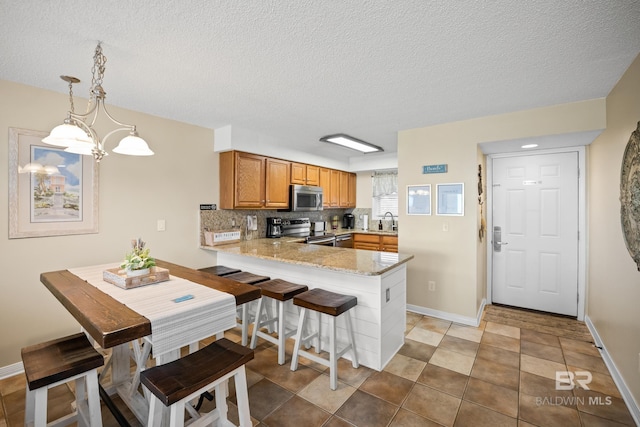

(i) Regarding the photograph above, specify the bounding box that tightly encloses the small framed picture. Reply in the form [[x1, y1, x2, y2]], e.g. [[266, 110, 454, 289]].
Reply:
[[407, 185, 431, 215], [436, 183, 464, 216]]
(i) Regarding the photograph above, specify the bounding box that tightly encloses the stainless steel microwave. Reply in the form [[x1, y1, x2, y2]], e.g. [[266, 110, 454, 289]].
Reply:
[[288, 185, 323, 211]]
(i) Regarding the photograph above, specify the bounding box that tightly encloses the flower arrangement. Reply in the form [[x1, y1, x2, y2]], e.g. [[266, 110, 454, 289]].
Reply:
[[120, 238, 156, 272]]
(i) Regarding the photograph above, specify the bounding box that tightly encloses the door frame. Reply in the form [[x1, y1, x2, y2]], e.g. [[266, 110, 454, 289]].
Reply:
[[486, 147, 586, 320]]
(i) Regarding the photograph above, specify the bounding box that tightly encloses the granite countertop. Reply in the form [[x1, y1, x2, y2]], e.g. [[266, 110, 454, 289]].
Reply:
[[201, 237, 412, 276], [332, 228, 398, 237]]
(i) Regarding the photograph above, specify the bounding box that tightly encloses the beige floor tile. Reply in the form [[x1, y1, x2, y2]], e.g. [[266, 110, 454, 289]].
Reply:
[[403, 383, 461, 427], [406, 327, 445, 347], [566, 365, 621, 398], [476, 343, 520, 369], [417, 364, 469, 398], [481, 331, 520, 353], [454, 401, 517, 427], [521, 339, 565, 364], [485, 321, 521, 339], [559, 337, 601, 358], [446, 324, 484, 343], [359, 370, 414, 406], [415, 317, 452, 334], [384, 353, 427, 381], [519, 392, 581, 427], [520, 353, 567, 380], [574, 389, 636, 425], [563, 350, 609, 375], [438, 334, 480, 358], [390, 408, 443, 426], [470, 356, 520, 391], [463, 377, 519, 418], [298, 374, 356, 413], [429, 348, 475, 376]]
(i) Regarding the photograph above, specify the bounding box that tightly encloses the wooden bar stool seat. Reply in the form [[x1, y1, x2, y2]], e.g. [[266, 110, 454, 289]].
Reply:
[[141, 338, 254, 427], [291, 288, 359, 390], [249, 279, 309, 364], [197, 265, 242, 277], [21, 332, 104, 427], [224, 271, 271, 346]]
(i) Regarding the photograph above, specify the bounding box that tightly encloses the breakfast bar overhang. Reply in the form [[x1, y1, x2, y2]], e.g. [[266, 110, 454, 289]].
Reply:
[[203, 239, 413, 371]]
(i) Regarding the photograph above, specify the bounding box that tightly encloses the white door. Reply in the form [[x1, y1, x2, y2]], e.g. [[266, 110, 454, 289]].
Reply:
[[491, 152, 579, 316]]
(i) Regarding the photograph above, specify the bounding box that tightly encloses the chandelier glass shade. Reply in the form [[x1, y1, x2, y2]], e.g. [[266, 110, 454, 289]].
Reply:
[[43, 43, 154, 162]]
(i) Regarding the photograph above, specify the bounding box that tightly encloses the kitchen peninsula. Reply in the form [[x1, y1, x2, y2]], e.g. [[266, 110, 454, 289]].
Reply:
[[201, 238, 413, 370]]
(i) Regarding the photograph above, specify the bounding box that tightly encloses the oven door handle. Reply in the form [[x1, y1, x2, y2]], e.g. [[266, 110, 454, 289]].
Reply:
[[306, 237, 336, 245]]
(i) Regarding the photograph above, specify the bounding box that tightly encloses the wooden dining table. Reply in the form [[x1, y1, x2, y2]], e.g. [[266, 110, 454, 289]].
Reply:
[[40, 259, 261, 426]]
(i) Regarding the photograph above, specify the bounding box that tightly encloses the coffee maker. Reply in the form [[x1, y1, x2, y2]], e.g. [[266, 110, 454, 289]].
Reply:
[[266, 217, 283, 238], [343, 213, 355, 229]]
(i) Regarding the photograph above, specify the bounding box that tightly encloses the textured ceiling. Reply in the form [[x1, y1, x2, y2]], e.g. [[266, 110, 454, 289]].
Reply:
[[1, 1, 639, 163]]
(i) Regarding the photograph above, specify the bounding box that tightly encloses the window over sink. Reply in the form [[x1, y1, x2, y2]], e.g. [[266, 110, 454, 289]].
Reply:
[[372, 169, 398, 218]]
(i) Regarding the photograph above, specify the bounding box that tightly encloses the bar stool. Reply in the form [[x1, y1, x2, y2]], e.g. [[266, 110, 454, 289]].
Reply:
[[21, 332, 104, 427], [141, 338, 254, 427], [197, 265, 242, 277], [249, 279, 309, 364], [291, 288, 359, 390], [223, 271, 271, 346]]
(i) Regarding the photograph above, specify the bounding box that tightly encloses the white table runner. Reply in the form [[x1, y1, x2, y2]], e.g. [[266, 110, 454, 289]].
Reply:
[[68, 263, 236, 356]]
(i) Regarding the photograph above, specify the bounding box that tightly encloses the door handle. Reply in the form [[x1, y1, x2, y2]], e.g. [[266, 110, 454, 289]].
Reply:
[[493, 226, 508, 252]]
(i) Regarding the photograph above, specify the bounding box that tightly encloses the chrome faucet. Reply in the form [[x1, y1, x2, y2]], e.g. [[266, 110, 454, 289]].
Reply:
[[383, 212, 397, 231]]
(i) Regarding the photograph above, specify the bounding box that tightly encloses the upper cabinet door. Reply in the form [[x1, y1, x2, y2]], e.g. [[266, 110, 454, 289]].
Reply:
[[234, 152, 266, 208], [265, 158, 291, 208], [290, 162, 306, 185], [306, 165, 320, 186], [330, 169, 340, 207], [319, 168, 331, 207]]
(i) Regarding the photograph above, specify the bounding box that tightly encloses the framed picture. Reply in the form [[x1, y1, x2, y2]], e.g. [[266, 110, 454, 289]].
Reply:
[[436, 183, 464, 216], [8, 127, 99, 238], [407, 184, 431, 215]]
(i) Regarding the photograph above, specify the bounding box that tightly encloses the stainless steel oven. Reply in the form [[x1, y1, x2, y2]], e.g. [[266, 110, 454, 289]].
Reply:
[[305, 234, 336, 246]]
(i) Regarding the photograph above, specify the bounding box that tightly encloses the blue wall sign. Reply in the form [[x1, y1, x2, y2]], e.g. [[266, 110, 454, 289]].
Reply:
[[422, 164, 448, 174]]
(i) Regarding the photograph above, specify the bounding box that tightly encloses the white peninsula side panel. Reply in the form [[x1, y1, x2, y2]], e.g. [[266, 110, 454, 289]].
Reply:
[[216, 252, 406, 371]]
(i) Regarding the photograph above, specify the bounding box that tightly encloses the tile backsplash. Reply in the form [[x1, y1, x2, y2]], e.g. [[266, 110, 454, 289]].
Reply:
[[200, 207, 391, 244]]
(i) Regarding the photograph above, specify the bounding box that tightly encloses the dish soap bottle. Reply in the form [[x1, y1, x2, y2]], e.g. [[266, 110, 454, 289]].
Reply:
[[378, 220, 383, 230]]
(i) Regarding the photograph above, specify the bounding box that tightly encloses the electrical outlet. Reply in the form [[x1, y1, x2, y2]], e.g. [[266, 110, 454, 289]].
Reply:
[[385, 288, 390, 302], [157, 219, 166, 232], [428, 281, 436, 291], [442, 222, 449, 232]]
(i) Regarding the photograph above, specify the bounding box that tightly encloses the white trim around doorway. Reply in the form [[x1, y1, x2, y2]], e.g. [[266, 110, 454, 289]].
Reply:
[[485, 147, 587, 321]]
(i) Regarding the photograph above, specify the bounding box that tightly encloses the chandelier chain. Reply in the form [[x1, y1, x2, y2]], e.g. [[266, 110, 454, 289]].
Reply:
[[67, 80, 75, 114]]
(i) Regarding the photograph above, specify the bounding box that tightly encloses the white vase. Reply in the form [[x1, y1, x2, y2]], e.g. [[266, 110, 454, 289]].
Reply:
[[127, 268, 150, 277]]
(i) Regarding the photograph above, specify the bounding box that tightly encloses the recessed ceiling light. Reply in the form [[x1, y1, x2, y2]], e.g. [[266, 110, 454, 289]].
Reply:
[[521, 144, 538, 149], [319, 134, 383, 153]]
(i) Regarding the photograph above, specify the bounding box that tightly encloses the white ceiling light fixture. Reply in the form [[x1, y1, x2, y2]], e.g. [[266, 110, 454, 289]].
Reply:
[[319, 134, 383, 154], [42, 43, 153, 162], [521, 143, 539, 149]]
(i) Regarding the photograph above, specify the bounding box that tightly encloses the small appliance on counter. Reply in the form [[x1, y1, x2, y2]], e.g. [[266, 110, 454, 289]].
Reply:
[[266, 217, 283, 238], [363, 214, 369, 230], [311, 221, 326, 233], [343, 213, 355, 229], [331, 215, 339, 230]]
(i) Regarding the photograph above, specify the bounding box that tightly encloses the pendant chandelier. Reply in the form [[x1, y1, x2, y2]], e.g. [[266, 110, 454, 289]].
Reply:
[[43, 43, 153, 162]]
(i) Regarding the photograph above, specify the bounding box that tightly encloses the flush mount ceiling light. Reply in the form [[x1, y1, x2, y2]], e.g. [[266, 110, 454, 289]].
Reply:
[[319, 134, 383, 153], [42, 43, 153, 162], [521, 143, 539, 149]]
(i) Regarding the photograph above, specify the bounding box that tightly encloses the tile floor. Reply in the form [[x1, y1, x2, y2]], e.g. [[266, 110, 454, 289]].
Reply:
[[0, 304, 636, 426]]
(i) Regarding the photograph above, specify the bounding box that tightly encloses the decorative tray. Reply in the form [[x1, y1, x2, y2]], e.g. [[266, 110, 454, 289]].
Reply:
[[103, 267, 170, 289]]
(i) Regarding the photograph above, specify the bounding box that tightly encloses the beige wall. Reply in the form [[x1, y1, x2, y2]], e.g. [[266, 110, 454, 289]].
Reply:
[[397, 98, 606, 319], [0, 80, 219, 367], [588, 53, 640, 405]]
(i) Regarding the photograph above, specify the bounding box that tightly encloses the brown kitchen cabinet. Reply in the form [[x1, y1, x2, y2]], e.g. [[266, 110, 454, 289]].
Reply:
[[353, 233, 398, 253], [329, 169, 340, 207], [291, 162, 320, 186], [319, 167, 331, 207], [219, 151, 290, 209]]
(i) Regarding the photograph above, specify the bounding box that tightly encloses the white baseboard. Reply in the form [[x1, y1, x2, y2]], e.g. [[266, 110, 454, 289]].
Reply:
[[0, 361, 23, 380], [585, 315, 640, 426], [407, 299, 486, 327]]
